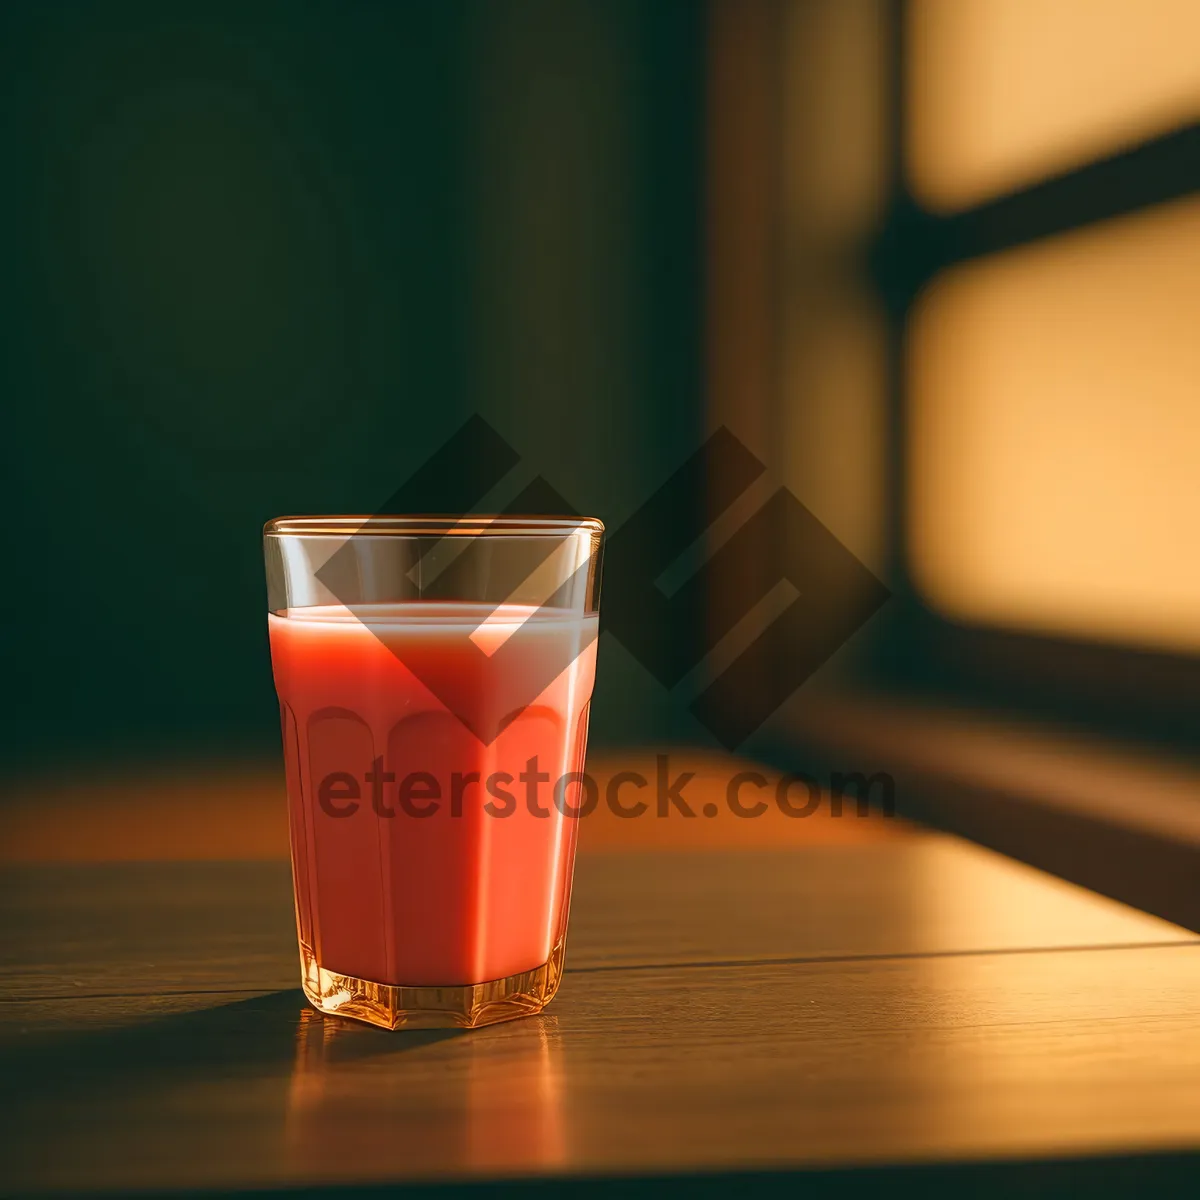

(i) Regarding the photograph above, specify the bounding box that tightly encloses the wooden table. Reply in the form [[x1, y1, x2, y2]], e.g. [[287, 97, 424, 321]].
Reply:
[[5, 835, 1200, 1195]]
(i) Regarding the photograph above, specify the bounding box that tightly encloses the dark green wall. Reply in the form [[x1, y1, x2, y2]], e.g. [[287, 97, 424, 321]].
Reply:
[[0, 0, 705, 766]]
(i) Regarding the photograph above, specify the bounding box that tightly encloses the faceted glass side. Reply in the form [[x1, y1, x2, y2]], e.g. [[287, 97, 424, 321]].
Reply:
[[298, 935, 567, 1030]]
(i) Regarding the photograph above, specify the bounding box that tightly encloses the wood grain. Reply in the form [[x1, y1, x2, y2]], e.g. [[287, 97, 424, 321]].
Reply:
[[566, 838, 1193, 967], [5, 946, 1200, 1193], [1, 841, 1190, 1001], [3, 843, 1200, 1193]]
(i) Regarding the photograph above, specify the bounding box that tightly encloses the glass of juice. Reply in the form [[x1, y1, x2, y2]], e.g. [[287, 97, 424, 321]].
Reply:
[[264, 516, 603, 1030]]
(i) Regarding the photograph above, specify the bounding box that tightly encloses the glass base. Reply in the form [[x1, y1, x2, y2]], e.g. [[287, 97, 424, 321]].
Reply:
[[298, 939, 567, 1030]]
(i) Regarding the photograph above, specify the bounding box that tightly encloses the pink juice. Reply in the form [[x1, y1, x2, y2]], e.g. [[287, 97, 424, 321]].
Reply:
[[268, 602, 597, 988]]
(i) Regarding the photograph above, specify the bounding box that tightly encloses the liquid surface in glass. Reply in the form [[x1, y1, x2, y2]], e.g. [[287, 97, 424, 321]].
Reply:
[[268, 601, 597, 987]]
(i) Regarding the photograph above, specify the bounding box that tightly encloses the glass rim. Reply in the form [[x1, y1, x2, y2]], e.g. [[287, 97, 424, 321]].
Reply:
[[264, 514, 604, 538]]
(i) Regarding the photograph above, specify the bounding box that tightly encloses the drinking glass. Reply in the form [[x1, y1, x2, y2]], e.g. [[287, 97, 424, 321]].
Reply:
[[264, 516, 603, 1029]]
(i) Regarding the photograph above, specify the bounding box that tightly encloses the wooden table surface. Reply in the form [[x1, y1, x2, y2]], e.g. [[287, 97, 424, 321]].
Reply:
[[4, 835, 1200, 1195]]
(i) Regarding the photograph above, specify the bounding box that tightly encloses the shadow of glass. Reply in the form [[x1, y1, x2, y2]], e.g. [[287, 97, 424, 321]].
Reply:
[[2, 989, 567, 1189], [0, 991, 476, 1190], [0, 990, 466, 1100]]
